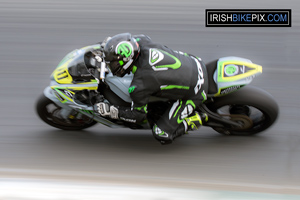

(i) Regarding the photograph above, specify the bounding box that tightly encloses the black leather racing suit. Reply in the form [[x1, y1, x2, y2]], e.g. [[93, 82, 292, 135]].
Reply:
[[118, 35, 208, 143]]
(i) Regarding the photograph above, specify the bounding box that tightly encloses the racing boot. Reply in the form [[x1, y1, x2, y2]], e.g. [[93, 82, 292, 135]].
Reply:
[[185, 112, 208, 131]]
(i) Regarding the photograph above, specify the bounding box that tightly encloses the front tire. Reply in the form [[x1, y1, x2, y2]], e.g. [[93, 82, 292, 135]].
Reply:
[[207, 86, 279, 135], [36, 94, 97, 130]]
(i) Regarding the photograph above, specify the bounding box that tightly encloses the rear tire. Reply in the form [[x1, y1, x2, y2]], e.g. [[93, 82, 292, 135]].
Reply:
[[36, 94, 97, 130], [207, 86, 279, 135]]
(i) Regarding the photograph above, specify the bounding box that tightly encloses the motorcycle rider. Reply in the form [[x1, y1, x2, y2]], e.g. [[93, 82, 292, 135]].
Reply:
[[96, 33, 208, 144]]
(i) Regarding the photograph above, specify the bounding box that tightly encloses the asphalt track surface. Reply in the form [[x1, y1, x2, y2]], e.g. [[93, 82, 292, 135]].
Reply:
[[0, 0, 300, 199]]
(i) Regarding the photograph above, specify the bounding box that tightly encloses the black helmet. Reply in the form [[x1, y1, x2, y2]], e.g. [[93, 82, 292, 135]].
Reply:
[[103, 33, 140, 77]]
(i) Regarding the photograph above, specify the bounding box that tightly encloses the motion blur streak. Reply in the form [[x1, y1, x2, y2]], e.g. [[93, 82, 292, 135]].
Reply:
[[0, 0, 299, 199], [1, 179, 300, 200]]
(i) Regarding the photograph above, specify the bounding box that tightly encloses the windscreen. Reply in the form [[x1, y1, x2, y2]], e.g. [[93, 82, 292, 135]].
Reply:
[[67, 50, 94, 83]]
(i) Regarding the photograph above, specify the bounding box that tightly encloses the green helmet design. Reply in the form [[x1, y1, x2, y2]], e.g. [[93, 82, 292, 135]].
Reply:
[[103, 33, 140, 77]]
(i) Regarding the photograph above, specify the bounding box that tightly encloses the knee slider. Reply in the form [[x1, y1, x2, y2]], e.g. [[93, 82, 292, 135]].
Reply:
[[152, 124, 173, 142]]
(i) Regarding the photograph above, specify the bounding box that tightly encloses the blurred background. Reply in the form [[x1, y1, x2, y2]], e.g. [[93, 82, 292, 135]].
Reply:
[[0, 0, 299, 199]]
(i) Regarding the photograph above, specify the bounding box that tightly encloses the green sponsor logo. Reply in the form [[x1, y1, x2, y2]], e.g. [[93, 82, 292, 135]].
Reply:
[[155, 50, 181, 69], [150, 49, 160, 64], [157, 50, 181, 69], [116, 42, 132, 58], [149, 48, 181, 70], [128, 86, 135, 93], [224, 64, 239, 76]]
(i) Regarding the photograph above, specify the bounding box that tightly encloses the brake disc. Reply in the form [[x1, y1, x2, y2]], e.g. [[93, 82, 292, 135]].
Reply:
[[220, 114, 253, 130]]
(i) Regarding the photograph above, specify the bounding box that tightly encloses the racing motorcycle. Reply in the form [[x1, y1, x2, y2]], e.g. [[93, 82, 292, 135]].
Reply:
[[36, 44, 279, 136]]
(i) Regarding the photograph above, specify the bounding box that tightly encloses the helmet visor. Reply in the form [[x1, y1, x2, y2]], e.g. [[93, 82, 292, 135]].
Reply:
[[107, 60, 124, 77]]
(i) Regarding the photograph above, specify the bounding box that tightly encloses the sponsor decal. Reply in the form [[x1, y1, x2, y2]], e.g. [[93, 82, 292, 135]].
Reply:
[[149, 48, 164, 66], [63, 89, 73, 99], [128, 86, 136, 94], [153, 125, 168, 137], [116, 41, 134, 61], [57, 70, 68, 80], [192, 57, 204, 95], [80, 74, 92, 77], [224, 64, 239, 76], [57, 89, 73, 99], [120, 117, 136, 123], [149, 48, 181, 71], [181, 104, 194, 119], [220, 85, 241, 95], [245, 75, 255, 81], [53, 89, 65, 102]]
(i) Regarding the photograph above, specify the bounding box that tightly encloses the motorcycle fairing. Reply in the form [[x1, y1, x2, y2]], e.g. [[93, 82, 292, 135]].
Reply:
[[53, 60, 74, 84], [105, 73, 134, 103], [50, 82, 98, 104], [46, 45, 127, 127], [50, 44, 101, 103], [52, 44, 101, 84], [56, 44, 101, 69], [213, 57, 262, 97], [43, 86, 127, 128]]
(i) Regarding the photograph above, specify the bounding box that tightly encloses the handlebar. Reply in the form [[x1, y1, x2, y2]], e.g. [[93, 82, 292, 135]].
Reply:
[[100, 62, 107, 80], [93, 54, 108, 82], [94, 66, 100, 80]]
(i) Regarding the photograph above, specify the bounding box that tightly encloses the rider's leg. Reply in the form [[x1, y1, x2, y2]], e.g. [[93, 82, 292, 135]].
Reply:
[[152, 99, 205, 144]]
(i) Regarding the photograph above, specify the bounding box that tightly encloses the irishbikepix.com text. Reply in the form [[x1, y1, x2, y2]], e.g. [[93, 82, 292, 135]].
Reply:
[[206, 9, 291, 27]]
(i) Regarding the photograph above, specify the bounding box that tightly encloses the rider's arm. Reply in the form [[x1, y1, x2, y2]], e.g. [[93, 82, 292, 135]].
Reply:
[[118, 73, 153, 124]]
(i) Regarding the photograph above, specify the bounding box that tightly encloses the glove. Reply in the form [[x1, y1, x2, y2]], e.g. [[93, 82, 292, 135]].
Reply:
[[96, 102, 119, 119]]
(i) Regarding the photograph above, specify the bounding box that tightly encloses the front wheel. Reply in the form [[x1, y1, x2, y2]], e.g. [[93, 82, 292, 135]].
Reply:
[[36, 94, 97, 130], [207, 86, 279, 135]]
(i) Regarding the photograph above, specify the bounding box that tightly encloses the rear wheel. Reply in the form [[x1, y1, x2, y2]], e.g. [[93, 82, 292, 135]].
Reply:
[[207, 86, 279, 135], [36, 94, 97, 130]]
